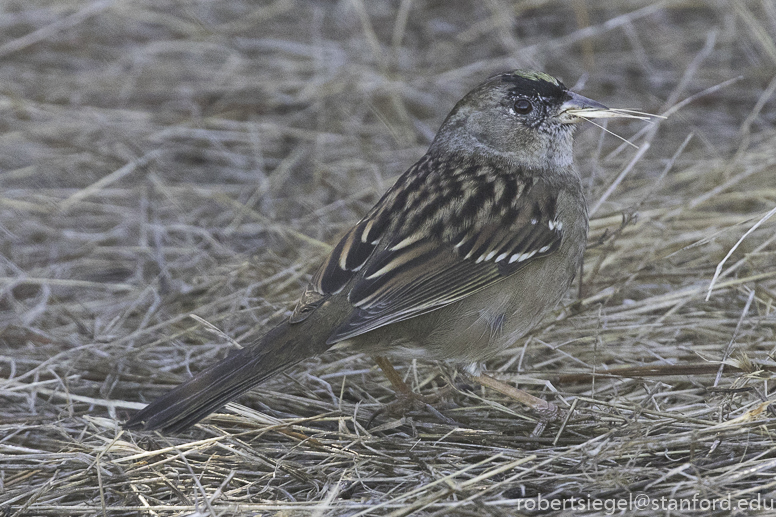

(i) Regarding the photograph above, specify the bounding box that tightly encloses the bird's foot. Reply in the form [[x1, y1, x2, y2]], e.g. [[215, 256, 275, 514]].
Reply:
[[367, 355, 456, 427], [470, 373, 565, 436], [367, 389, 456, 428]]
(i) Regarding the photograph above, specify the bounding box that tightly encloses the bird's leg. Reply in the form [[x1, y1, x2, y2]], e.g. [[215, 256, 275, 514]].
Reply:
[[373, 355, 416, 397], [368, 355, 455, 426], [470, 373, 563, 435]]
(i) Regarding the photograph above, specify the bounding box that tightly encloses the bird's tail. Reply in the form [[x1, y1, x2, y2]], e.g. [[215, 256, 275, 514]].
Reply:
[[123, 320, 330, 433]]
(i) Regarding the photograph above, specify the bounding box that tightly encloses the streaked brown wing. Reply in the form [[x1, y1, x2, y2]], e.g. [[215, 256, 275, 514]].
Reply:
[[289, 155, 563, 344]]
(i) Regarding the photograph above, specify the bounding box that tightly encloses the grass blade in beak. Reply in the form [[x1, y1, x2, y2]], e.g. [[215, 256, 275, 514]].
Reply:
[[564, 108, 654, 121]]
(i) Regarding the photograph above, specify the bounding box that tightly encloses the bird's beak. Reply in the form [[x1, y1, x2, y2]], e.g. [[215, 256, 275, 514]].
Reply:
[[560, 91, 650, 123]]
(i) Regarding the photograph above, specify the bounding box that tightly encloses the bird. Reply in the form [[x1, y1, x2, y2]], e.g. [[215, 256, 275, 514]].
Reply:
[[124, 69, 643, 433]]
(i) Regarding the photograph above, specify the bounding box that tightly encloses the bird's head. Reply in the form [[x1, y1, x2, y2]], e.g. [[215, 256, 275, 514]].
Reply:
[[432, 69, 632, 171]]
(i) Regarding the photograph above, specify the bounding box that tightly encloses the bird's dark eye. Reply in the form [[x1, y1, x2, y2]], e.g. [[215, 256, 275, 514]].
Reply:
[[513, 99, 533, 115]]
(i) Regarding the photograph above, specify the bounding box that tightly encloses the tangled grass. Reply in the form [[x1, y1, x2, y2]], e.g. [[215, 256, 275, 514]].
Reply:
[[1, 1, 776, 515]]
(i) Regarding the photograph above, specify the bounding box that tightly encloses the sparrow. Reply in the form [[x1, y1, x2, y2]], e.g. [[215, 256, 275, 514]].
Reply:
[[125, 69, 640, 433]]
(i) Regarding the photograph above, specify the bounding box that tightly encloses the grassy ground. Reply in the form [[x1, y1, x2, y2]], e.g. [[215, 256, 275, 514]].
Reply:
[[2, 1, 776, 515]]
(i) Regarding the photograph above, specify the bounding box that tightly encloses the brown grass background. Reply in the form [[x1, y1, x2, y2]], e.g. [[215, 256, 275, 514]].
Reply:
[[2, 1, 776, 515]]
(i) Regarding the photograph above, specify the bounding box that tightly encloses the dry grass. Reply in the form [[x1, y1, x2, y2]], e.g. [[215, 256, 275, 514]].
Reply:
[[2, 1, 776, 515]]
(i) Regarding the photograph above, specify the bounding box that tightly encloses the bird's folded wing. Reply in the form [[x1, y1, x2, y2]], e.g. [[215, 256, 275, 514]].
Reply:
[[290, 160, 564, 344]]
